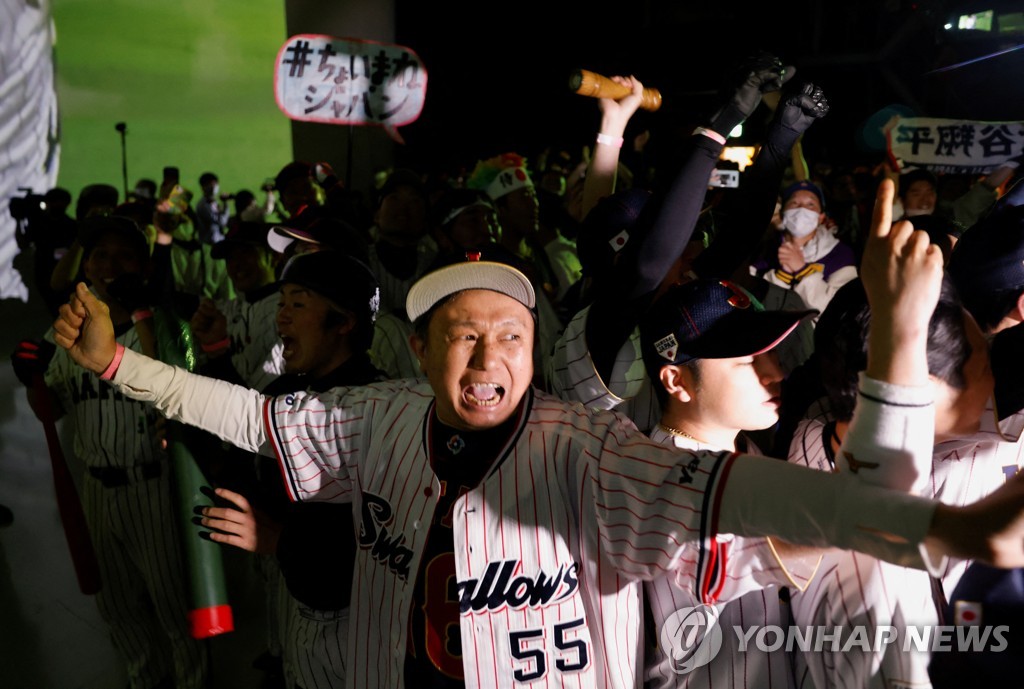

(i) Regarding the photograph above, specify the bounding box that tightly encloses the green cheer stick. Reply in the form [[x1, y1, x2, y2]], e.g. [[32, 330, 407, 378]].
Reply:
[[153, 307, 235, 639]]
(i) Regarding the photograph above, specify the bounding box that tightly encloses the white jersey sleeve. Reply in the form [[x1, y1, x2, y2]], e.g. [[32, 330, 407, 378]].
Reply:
[[547, 305, 661, 433]]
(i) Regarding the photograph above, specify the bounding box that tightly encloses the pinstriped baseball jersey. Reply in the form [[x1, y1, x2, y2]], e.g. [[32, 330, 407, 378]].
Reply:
[[45, 326, 160, 469], [370, 311, 421, 380], [217, 290, 285, 390], [262, 379, 737, 689], [365, 235, 438, 317], [790, 551, 938, 689], [790, 403, 1023, 597], [547, 305, 661, 434], [43, 322, 207, 688], [786, 418, 946, 689], [644, 427, 798, 689]]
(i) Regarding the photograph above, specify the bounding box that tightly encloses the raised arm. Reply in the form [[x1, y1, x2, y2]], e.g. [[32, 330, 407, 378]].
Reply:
[[580, 74, 646, 218], [587, 54, 792, 380], [692, 81, 829, 280]]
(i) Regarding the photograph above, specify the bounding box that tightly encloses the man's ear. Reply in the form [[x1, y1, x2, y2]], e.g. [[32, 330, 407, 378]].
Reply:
[[659, 365, 695, 404], [334, 309, 356, 337], [409, 332, 428, 374]]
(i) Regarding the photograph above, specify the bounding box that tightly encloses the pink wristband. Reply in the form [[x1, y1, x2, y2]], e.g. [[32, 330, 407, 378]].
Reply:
[[693, 126, 727, 145], [100, 343, 126, 381], [200, 337, 231, 354], [596, 132, 624, 148], [131, 309, 153, 324]]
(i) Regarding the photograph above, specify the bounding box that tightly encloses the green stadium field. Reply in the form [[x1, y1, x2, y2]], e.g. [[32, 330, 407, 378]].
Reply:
[[52, 0, 292, 204]]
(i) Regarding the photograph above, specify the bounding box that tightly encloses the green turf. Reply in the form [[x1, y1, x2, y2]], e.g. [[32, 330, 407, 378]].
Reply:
[[52, 0, 292, 203]]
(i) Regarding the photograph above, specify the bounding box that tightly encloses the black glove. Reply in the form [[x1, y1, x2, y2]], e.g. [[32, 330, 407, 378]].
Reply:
[[11, 339, 56, 387], [106, 273, 155, 314], [707, 51, 794, 138], [775, 82, 830, 134]]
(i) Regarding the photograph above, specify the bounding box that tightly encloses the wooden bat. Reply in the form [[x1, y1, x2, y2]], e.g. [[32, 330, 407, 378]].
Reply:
[[569, 69, 662, 111], [32, 374, 101, 595]]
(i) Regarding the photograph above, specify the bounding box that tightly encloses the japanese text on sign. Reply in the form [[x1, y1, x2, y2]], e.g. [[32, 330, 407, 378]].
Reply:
[[886, 116, 1024, 174], [275, 34, 427, 128]]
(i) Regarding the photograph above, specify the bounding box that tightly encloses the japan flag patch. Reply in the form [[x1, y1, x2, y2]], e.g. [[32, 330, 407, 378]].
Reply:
[[654, 334, 679, 362], [954, 600, 983, 626]]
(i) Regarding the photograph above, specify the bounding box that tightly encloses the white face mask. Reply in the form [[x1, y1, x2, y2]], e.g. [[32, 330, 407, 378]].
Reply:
[[782, 207, 820, 238], [903, 206, 933, 217]]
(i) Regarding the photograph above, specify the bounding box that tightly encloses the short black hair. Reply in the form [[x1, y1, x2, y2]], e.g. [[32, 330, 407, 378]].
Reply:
[[898, 169, 938, 197], [199, 172, 218, 187], [815, 276, 971, 422]]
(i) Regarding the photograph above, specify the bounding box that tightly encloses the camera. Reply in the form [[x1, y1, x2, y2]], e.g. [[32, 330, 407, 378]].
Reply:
[[708, 169, 740, 189], [261, 178, 276, 193], [9, 188, 46, 222]]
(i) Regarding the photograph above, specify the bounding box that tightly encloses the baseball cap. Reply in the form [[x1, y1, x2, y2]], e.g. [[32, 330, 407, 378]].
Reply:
[[991, 322, 1024, 421], [640, 278, 817, 380], [406, 249, 536, 323], [78, 215, 150, 257], [274, 161, 313, 192], [211, 221, 270, 259], [576, 188, 653, 277], [267, 209, 368, 261], [928, 562, 1024, 685], [279, 249, 380, 324], [375, 167, 425, 207], [781, 180, 826, 210], [948, 204, 1024, 298], [431, 188, 495, 229]]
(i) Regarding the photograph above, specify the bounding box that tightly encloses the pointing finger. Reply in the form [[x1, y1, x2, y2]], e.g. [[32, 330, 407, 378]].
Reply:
[[871, 178, 896, 240]]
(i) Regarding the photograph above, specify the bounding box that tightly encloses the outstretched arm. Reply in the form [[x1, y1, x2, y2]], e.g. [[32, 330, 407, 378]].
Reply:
[[53, 282, 269, 453]]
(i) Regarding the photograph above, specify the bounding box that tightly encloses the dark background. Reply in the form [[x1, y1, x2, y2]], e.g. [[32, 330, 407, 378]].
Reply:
[[390, 0, 1024, 176]]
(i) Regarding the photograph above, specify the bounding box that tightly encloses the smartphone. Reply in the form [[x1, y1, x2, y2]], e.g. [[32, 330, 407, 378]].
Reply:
[[708, 169, 740, 188]]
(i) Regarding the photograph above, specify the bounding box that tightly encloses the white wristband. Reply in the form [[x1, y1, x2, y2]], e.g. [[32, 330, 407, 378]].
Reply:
[[596, 132, 624, 148], [693, 127, 727, 145]]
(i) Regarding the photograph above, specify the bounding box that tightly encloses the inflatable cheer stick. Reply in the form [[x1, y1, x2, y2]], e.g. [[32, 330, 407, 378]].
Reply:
[[153, 308, 235, 639], [569, 68, 662, 111]]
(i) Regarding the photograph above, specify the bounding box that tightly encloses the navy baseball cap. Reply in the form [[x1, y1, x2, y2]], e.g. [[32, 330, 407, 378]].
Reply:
[[781, 180, 826, 210], [279, 249, 380, 324], [211, 221, 271, 259], [640, 278, 817, 381], [929, 562, 1024, 686], [576, 188, 653, 277], [948, 204, 1024, 298], [991, 322, 1024, 421]]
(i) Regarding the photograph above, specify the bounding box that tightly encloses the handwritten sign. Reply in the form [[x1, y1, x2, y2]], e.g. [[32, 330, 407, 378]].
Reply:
[[886, 116, 1024, 174], [275, 34, 427, 134]]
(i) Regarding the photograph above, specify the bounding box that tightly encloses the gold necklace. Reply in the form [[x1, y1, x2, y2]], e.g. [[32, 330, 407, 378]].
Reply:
[[658, 423, 708, 444]]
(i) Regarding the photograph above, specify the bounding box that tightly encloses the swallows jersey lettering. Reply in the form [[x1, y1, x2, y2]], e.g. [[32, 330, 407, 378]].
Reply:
[[456, 559, 579, 614]]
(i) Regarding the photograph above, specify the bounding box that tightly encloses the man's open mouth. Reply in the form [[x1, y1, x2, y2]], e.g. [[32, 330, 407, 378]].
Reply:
[[464, 383, 505, 407]]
